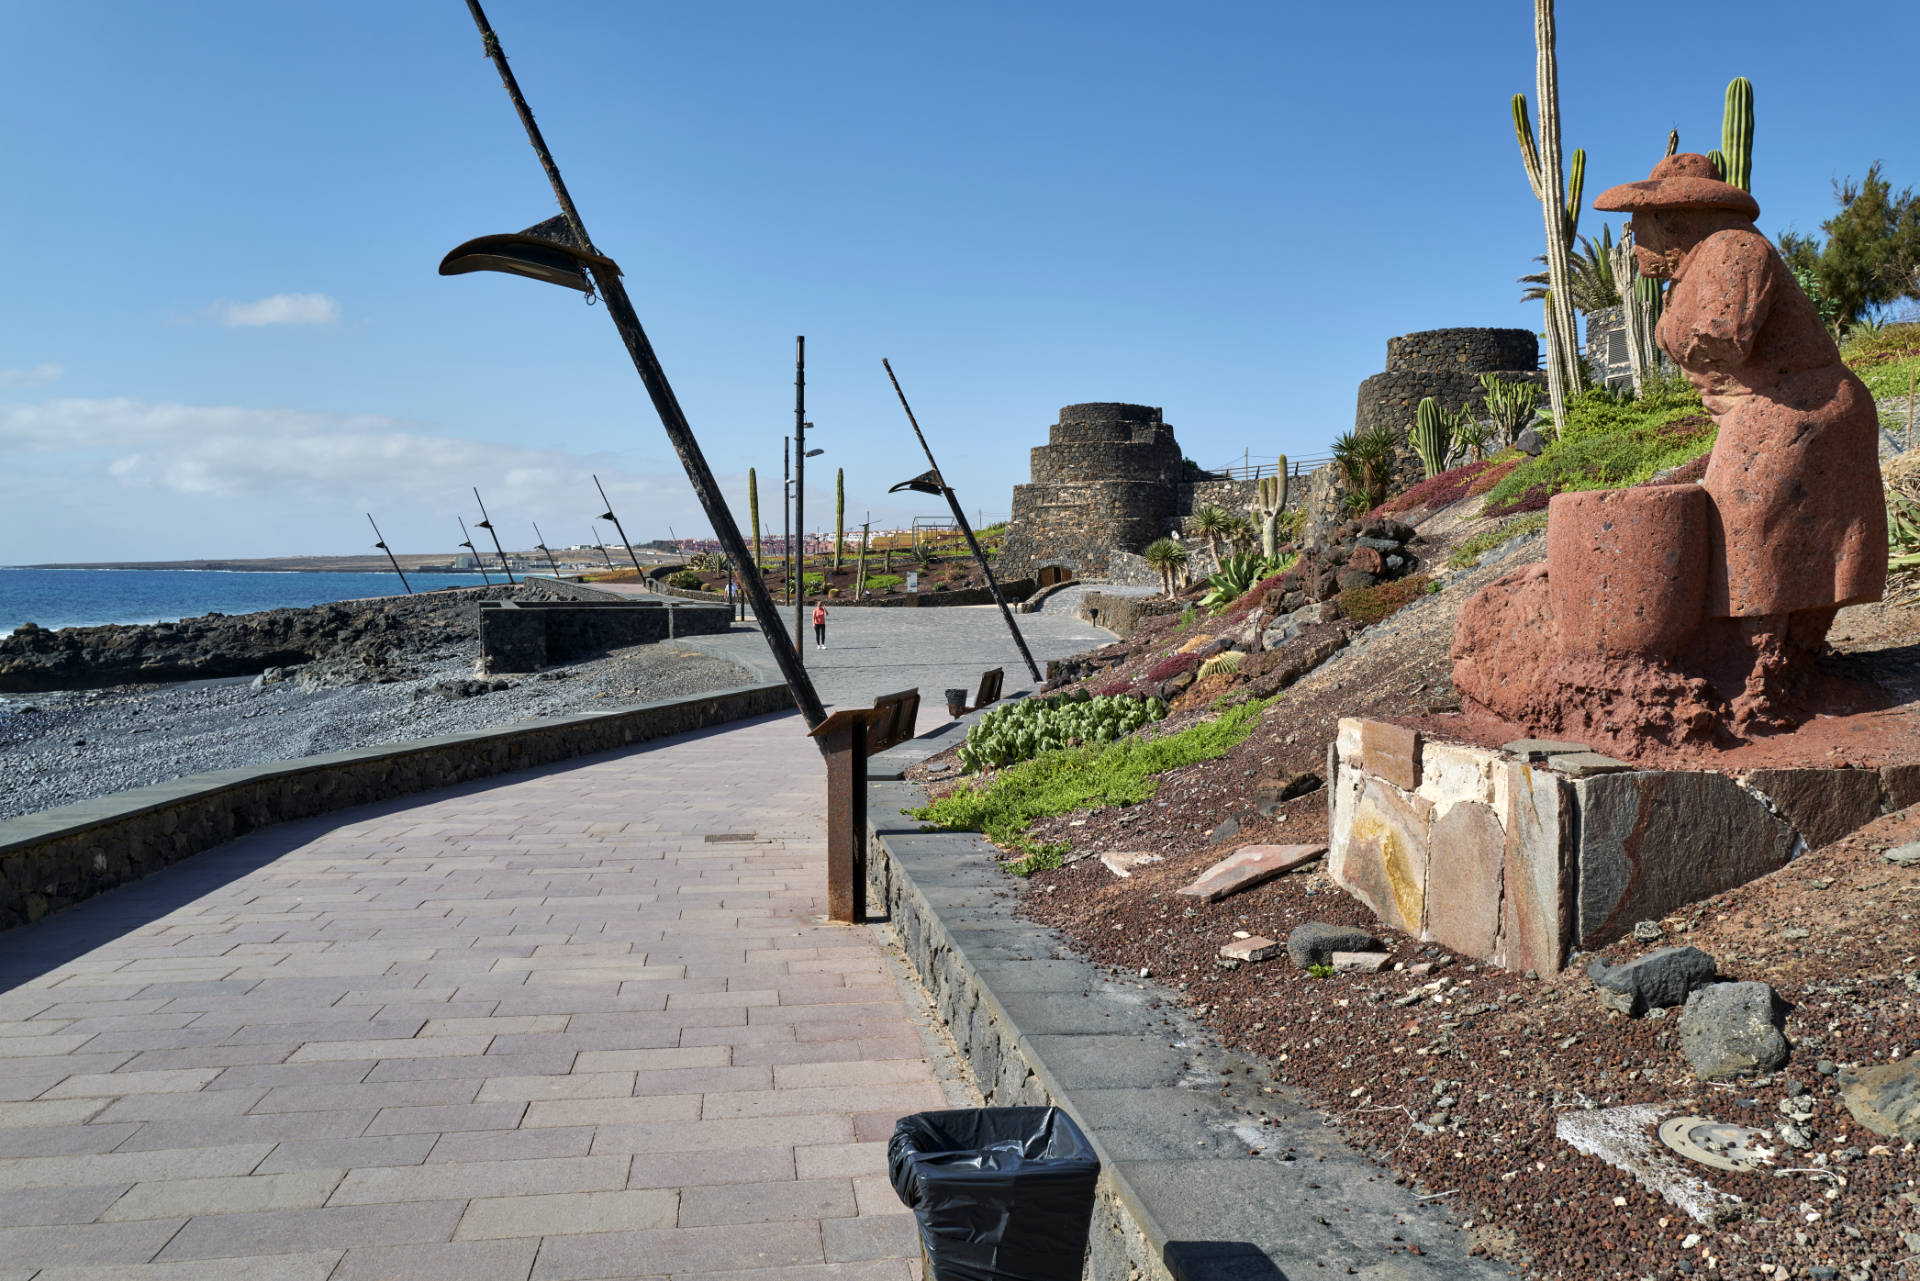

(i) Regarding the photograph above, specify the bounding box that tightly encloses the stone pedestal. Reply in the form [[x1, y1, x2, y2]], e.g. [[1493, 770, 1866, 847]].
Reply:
[[1327, 718, 1914, 972]]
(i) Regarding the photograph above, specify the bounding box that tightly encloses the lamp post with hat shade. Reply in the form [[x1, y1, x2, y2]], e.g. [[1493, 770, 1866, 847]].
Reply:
[[439, 0, 826, 731], [471, 487, 516, 584], [591, 473, 643, 579], [457, 517, 493, 586], [531, 522, 561, 577], [366, 514, 412, 595]]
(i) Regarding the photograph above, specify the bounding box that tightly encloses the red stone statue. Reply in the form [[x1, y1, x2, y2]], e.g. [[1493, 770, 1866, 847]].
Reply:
[[1451, 154, 1888, 750]]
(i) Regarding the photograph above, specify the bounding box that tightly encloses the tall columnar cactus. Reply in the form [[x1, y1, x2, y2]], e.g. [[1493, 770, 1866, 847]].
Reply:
[[856, 523, 869, 597], [1511, 2, 1585, 428], [1707, 149, 1727, 182], [1251, 460, 1289, 559], [1721, 77, 1753, 192], [747, 469, 761, 570], [833, 469, 845, 572], [1410, 398, 1452, 479]]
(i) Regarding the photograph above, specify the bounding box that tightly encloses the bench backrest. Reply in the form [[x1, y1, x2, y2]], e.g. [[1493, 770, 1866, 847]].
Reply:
[[973, 668, 1004, 710], [868, 687, 921, 755]]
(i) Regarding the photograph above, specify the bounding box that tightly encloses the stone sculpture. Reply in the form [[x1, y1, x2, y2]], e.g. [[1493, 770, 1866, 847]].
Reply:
[[1452, 154, 1888, 749]]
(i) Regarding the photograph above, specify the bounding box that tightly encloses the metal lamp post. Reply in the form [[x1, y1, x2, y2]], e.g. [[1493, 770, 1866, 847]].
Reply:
[[531, 522, 561, 577], [591, 473, 643, 580], [587, 524, 615, 572], [457, 517, 493, 586], [472, 488, 516, 583], [367, 514, 412, 594]]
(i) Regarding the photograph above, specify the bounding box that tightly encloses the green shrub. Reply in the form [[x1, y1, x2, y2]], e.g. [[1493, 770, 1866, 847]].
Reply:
[[915, 695, 1279, 863], [956, 690, 1167, 772], [1479, 378, 1715, 517], [1338, 575, 1433, 625], [666, 569, 704, 590], [802, 572, 825, 594]]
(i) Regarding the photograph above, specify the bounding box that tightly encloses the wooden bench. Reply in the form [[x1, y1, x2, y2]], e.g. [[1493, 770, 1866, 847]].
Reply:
[[971, 667, 1004, 712], [867, 688, 921, 756]]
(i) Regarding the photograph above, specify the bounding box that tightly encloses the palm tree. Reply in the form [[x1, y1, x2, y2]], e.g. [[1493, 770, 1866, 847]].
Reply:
[[1188, 503, 1233, 563], [1520, 223, 1622, 315], [1331, 426, 1400, 512], [1142, 538, 1190, 599], [1221, 512, 1257, 554]]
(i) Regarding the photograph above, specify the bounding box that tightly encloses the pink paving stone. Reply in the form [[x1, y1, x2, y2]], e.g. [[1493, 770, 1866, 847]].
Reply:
[[1176, 844, 1327, 903], [1358, 720, 1423, 791], [1331, 952, 1390, 973]]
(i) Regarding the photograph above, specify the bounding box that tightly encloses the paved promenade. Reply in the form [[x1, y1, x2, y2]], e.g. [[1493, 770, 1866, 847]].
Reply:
[[0, 713, 966, 1280]]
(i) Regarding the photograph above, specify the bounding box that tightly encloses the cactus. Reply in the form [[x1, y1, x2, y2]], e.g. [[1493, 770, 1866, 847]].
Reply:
[[856, 523, 869, 598], [1665, 128, 1679, 157], [1707, 149, 1727, 182], [1410, 397, 1452, 479], [748, 468, 761, 570], [1511, 1, 1586, 427], [1721, 77, 1753, 192], [1563, 147, 1585, 246], [1250, 460, 1290, 559], [833, 469, 845, 572]]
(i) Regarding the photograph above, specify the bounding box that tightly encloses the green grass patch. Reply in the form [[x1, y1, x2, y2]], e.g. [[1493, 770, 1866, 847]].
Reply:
[[1447, 512, 1550, 569], [913, 695, 1280, 867], [1479, 377, 1715, 517], [860, 573, 905, 593]]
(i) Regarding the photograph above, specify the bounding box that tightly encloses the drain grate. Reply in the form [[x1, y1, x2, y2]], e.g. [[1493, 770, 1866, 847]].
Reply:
[[704, 833, 758, 843], [1656, 1116, 1777, 1173]]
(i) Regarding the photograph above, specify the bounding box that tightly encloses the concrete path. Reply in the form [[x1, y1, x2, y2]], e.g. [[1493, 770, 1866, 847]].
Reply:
[[687, 603, 1112, 711], [0, 714, 966, 1280]]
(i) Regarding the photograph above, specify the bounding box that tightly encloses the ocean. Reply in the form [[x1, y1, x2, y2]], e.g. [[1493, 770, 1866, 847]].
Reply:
[[0, 568, 498, 635]]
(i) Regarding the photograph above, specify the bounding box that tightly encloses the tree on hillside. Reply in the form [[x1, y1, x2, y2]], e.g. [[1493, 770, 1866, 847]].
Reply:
[[1778, 162, 1920, 333]]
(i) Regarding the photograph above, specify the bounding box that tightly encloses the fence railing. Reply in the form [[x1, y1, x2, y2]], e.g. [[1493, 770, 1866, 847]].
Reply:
[[1205, 454, 1331, 482]]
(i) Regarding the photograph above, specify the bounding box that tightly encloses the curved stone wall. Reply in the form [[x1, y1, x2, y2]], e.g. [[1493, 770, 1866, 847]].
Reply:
[[1385, 327, 1539, 375], [1355, 327, 1544, 437]]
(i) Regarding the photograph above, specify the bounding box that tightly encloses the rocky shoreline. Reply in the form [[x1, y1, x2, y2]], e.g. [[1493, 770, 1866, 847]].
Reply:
[[0, 585, 519, 692], [0, 586, 753, 820]]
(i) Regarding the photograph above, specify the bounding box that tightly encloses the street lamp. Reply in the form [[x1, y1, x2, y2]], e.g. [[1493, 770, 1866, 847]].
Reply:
[[435, 0, 824, 730], [457, 516, 493, 586]]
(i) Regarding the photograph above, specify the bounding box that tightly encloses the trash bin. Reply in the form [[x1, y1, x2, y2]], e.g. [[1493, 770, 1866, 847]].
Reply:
[[945, 688, 970, 719], [889, 1106, 1101, 1281]]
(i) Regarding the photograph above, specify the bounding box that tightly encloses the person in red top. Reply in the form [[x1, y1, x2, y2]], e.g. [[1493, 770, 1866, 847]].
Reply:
[[812, 601, 828, 649]]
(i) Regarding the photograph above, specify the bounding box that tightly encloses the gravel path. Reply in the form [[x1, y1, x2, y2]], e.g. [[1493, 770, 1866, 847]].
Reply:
[[0, 643, 749, 820]]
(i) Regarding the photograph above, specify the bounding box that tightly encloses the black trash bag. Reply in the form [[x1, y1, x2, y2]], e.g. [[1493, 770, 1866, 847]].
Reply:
[[889, 1106, 1101, 1281]]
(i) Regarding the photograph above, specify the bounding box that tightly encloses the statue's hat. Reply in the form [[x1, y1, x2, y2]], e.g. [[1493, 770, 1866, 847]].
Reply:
[[1593, 153, 1759, 219]]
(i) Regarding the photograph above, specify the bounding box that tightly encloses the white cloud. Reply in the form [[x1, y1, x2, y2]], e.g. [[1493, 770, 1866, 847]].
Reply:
[[0, 397, 682, 521], [0, 363, 62, 387], [214, 293, 341, 327]]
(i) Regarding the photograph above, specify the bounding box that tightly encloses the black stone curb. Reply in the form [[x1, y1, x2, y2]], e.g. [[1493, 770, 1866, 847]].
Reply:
[[0, 675, 792, 933], [865, 764, 1510, 1279]]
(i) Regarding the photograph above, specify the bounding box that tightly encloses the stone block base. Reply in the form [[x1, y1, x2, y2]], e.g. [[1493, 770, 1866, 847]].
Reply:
[[1328, 718, 1914, 972]]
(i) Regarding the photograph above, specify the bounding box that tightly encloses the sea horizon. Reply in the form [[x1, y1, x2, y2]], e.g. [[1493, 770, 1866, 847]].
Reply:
[[0, 566, 501, 636]]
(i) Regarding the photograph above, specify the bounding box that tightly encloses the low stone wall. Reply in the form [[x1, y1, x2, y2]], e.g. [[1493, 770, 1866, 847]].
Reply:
[[479, 599, 730, 672], [1326, 718, 1920, 972], [836, 579, 1035, 609], [1076, 590, 1178, 639], [0, 681, 793, 933]]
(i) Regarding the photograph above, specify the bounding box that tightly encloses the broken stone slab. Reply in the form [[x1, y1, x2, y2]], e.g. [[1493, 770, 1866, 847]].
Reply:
[[1219, 936, 1280, 963], [1679, 982, 1789, 1079], [1741, 767, 1885, 851], [1099, 850, 1162, 878], [1588, 946, 1718, 1017], [1837, 1058, 1920, 1139], [1885, 843, 1920, 868], [1358, 720, 1422, 791], [1502, 738, 1590, 760], [1331, 951, 1390, 973], [1547, 751, 1634, 779], [1286, 921, 1381, 968], [1175, 844, 1325, 903]]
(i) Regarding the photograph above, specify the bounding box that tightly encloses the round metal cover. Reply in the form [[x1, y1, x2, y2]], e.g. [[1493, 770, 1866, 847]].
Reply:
[[1656, 1115, 1777, 1172]]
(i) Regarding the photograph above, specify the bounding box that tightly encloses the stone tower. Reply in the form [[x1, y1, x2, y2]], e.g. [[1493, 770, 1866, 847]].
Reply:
[[997, 403, 1247, 581]]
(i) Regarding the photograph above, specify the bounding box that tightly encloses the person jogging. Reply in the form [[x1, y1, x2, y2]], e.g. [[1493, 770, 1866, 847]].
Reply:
[[812, 601, 828, 649]]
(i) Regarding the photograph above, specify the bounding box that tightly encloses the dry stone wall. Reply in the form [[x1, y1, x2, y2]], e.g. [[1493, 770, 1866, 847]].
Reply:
[[1354, 327, 1544, 438]]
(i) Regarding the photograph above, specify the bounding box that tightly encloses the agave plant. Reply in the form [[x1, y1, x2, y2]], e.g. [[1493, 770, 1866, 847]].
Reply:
[[1142, 537, 1190, 599], [1199, 552, 1267, 610]]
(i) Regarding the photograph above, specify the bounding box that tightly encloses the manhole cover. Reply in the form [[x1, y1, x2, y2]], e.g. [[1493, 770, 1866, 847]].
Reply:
[[1656, 1116, 1777, 1172], [704, 833, 757, 843]]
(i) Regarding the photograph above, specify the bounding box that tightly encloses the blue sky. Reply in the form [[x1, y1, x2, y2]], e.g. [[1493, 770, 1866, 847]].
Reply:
[[2, 1, 1915, 562]]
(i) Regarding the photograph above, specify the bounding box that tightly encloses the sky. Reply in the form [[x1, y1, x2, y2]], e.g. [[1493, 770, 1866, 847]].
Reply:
[[3, 1, 1916, 563]]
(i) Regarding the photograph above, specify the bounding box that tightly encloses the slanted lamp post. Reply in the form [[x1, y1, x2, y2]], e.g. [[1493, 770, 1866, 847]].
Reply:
[[440, 3, 874, 907], [367, 513, 412, 594], [590, 473, 644, 580], [471, 487, 517, 583], [457, 517, 493, 586], [882, 358, 1041, 683], [531, 521, 561, 577]]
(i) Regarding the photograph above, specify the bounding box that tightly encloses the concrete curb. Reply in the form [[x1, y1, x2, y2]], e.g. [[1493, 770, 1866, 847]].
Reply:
[[865, 752, 1509, 1279], [0, 676, 793, 933]]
